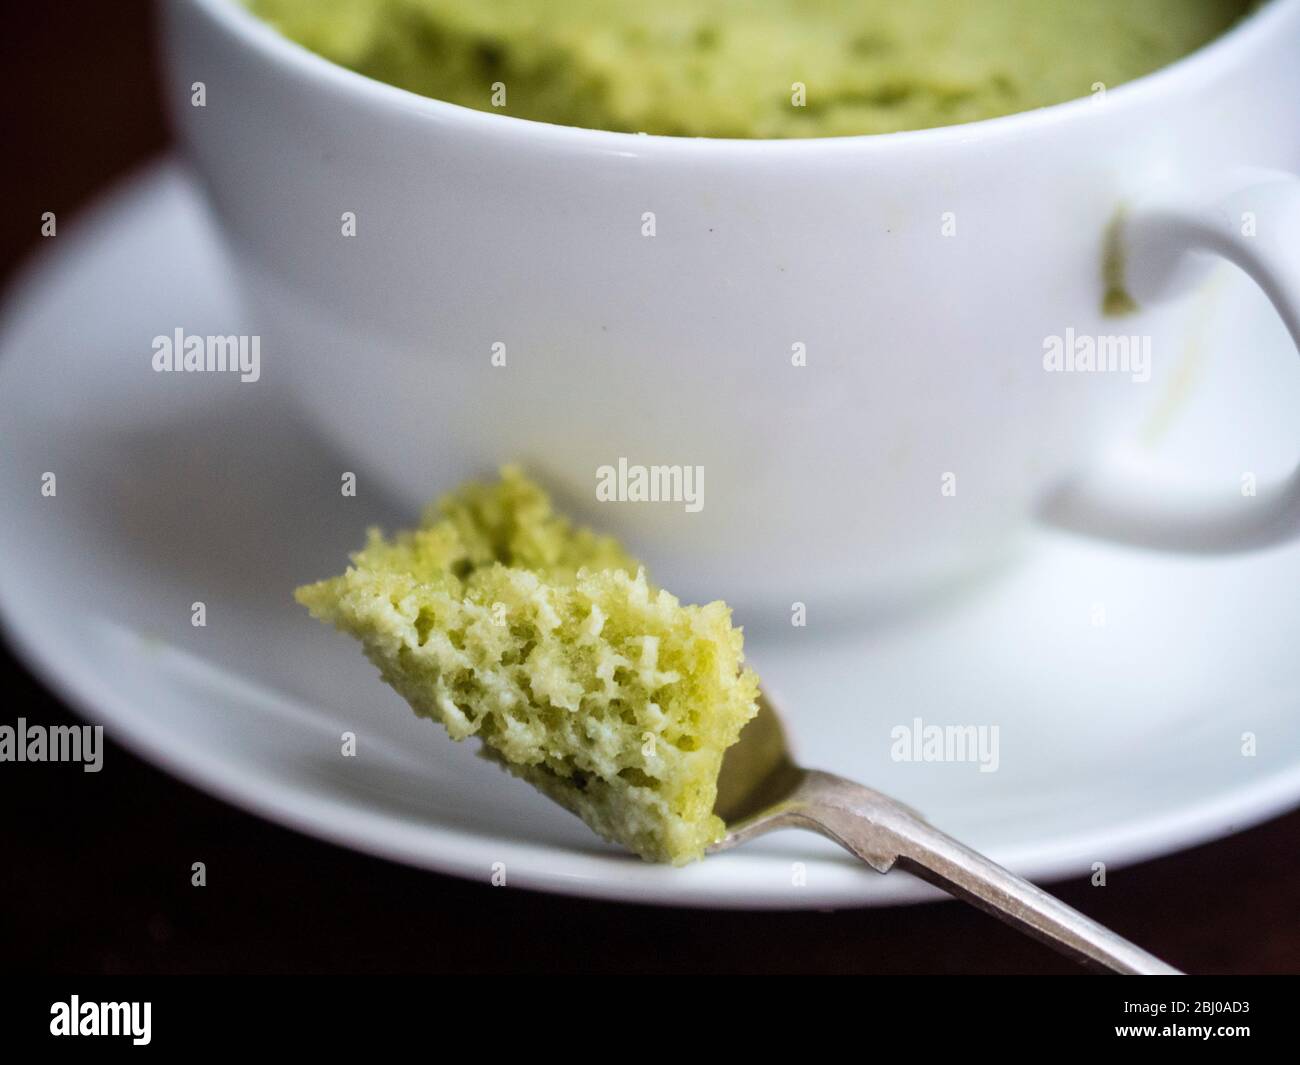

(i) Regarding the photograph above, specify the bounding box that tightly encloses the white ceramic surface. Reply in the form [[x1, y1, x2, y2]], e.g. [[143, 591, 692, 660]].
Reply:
[[2, 163, 1299, 908], [162, 0, 1300, 612]]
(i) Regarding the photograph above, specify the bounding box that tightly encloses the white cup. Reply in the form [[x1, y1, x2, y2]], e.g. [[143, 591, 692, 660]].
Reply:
[[163, 0, 1300, 614]]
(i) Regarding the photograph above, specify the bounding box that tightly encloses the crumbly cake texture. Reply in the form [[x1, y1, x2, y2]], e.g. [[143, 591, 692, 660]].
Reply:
[[246, 0, 1253, 138], [295, 467, 759, 864]]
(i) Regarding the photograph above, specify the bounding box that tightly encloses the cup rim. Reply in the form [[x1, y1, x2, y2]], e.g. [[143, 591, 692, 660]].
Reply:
[[187, 0, 1292, 155]]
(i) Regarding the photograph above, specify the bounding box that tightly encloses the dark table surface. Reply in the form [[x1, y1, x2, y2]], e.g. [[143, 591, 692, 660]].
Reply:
[[2, 0, 1296, 976]]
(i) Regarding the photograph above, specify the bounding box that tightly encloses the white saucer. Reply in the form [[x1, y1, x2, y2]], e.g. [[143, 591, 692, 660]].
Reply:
[[2, 161, 1298, 909]]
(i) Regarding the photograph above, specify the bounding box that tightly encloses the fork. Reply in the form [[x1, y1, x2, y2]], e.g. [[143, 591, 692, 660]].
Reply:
[[709, 688, 1182, 974]]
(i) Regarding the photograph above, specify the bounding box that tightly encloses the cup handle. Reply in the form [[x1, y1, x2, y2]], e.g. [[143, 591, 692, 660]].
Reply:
[[1041, 168, 1300, 551]]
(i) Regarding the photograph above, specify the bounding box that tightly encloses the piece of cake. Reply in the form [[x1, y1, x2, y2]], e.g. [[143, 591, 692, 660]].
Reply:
[[295, 466, 759, 864], [246, 0, 1255, 138]]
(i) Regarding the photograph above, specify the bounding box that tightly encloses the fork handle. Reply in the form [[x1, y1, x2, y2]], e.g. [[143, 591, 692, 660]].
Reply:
[[733, 769, 1181, 974]]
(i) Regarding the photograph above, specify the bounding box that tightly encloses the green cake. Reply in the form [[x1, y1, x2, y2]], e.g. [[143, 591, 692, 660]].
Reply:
[[296, 467, 760, 864], [246, 0, 1254, 138]]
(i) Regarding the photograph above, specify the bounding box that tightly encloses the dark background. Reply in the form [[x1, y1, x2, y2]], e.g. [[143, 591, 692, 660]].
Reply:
[[1, 0, 1296, 975]]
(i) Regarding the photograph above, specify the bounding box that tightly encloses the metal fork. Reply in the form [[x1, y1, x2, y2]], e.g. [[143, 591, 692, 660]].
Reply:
[[709, 689, 1182, 974]]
